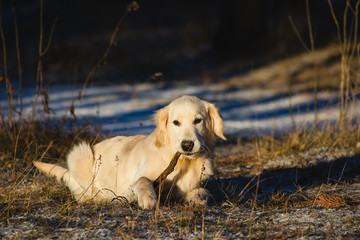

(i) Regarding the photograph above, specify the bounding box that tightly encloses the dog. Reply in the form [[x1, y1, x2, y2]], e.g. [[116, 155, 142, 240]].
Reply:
[[34, 95, 226, 209]]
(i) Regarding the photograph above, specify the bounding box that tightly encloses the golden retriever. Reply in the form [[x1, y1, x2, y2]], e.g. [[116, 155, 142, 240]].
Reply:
[[34, 95, 226, 209]]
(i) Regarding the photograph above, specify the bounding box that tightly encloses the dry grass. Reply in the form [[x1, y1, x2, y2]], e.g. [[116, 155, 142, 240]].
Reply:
[[314, 193, 347, 208]]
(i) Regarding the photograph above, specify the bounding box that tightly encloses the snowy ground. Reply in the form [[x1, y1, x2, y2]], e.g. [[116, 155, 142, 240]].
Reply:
[[1, 80, 358, 138]]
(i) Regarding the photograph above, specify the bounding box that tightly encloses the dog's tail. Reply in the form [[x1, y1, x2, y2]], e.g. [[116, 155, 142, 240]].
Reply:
[[34, 142, 95, 191], [66, 142, 95, 190], [33, 161, 70, 184]]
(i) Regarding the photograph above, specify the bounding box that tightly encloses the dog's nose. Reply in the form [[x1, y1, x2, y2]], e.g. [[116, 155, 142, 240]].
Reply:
[[181, 140, 194, 152]]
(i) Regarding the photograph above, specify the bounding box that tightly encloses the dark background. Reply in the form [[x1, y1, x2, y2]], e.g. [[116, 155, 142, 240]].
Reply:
[[0, 0, 355, 86]]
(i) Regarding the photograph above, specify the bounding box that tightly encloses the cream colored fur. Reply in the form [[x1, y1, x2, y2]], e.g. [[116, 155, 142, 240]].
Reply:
[[34, 95, 226, 209]]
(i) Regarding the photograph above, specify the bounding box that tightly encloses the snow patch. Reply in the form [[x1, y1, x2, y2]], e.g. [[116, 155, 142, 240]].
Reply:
[[1, 82, 359, 136]]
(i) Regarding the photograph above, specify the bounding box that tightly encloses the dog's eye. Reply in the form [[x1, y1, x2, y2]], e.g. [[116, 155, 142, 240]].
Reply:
[[173, 120, 181, 126], [194, 118, 202, 125]]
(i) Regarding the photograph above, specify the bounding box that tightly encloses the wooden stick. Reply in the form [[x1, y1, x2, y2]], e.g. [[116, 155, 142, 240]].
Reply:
[[154, 151, 181, 188]]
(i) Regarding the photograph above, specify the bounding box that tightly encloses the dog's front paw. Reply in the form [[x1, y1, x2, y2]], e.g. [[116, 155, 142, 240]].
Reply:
[[131, 177, 158, 209], [138, 193, 157, 209], [185, 188, 210, 207]]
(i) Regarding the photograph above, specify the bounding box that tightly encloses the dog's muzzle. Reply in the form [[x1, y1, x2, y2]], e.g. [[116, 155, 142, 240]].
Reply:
[[180, 140, 203, 158], [181, 140, 194, 152]]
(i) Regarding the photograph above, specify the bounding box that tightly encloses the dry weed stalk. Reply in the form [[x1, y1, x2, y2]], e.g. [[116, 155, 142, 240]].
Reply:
[[0, 0, 15, 129], [288, 0, 319, 126], [64, 1, 139, 121], [0, 0, 56, 134], [305, 0, 319, 126], [13, 8, 23, 124], [31, 0, 57, 127], [329, 0, 360, 135]]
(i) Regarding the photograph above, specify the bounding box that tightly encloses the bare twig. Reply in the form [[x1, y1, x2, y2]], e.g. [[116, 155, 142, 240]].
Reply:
[[0, 0, 15, 129], [64, 1, 139, 120], [154, 151, 182, 188], [31, 0, 57, 126], [289, 0, 319, 126], [13, 8, 23, 123], [305, 0, 319, 125], [288, 16, 310, 53], [154, 151, 181, 221]]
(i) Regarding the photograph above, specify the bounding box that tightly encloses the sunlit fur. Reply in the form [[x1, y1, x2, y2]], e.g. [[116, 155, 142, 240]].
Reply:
[[34, 95, 226, 209]]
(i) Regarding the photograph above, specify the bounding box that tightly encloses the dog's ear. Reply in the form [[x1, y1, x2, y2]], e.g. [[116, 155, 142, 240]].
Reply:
[[154, 106, 169, 148], [206, 102, 226, 140]]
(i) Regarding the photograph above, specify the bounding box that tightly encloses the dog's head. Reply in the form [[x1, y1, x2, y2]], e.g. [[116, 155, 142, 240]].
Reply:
[[154, 95, 226, 157]]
